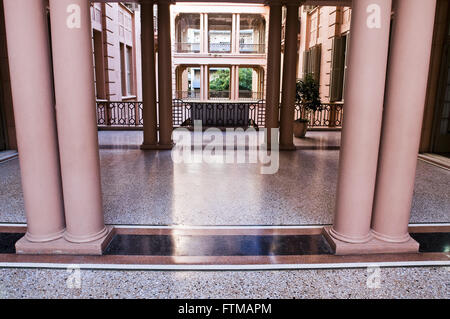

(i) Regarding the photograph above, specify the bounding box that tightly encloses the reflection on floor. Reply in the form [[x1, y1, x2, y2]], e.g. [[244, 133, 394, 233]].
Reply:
[[0, 131, 448, 225], [96, 130, 341, 150]]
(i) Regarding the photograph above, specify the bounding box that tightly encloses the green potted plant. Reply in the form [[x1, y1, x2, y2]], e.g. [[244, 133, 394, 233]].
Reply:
[[294, 73, 322, 138]]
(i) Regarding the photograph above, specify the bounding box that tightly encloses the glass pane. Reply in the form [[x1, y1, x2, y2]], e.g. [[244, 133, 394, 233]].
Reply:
[[176, 14, 201, 53], [208, 14, 232, 53], [239, 14, 265, 54], [238, 67, 258, 100], [126, 46, 133, 95], [209, 67, 230, 99], [176, 67, 201, 100]]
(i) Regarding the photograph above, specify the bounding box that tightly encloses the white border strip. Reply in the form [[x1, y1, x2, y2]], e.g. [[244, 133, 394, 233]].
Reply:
[[1, 223, 449, 229], [0, 260, 448, 271]]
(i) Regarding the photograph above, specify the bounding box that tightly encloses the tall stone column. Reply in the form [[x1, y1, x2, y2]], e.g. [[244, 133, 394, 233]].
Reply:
[[264, 2, 282, 146], [372, 0, 437, 244], [325, 0, 392, 250], [49, 0, 111, 251], [279, 3, 299, 150], [141, 1, 159, 149], [3, 0, 65, 246], [157, 0, 174, 148]]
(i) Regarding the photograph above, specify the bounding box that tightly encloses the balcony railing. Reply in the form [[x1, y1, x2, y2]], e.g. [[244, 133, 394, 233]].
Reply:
[[209, 42, 231, 53], [239, 43, 265, 54], [173, 99, 266, 128], [238, 91, 264, 101], [295, 103, 344, 127], [174, 90, 201, 100], [209, 90, 231, 100], [95, 101, 343, 130], [175, 42, 200, 53], [96, 101, 143, 127]]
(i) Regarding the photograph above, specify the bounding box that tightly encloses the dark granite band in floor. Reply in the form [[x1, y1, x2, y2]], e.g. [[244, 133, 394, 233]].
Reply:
[[1, 231, 449, 256], [104, 234, 334, 256]]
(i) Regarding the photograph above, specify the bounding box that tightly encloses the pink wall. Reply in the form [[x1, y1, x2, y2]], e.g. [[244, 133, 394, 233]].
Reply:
[[298, 6, 352, 103], [91, 3, 142, 102]]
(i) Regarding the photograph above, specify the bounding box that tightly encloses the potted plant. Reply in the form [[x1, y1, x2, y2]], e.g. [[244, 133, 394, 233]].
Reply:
[[294, 73, 322, 138]]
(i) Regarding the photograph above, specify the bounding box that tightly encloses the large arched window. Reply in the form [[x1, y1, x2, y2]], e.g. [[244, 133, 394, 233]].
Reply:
[[175, 13, 201, 53], [239, 14, 266, 54]]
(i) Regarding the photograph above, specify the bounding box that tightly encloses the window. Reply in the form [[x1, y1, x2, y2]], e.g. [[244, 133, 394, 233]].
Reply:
[[176, 66, 201, 100], [175, 14, 201, 53], [329, 35, 348, 102], [239, 14, 266, 54], [92, 30, 106, 100], [302, 44, 321, 82], [209, 67, 231, 99], [208, 14, 232, 53], [120, 43, 134, 97], [238, 67, 263, 100]]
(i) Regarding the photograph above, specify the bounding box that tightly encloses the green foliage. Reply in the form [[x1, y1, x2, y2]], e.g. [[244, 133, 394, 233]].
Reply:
[[209, 69, 230, 91], [238, 68, 253, 91], [296, 73, 322, 112]]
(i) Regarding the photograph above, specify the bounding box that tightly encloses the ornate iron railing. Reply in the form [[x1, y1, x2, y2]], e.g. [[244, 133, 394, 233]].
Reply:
[[96, 101, 143, 127], [172, 100, 266, 128], [295, 103, 343, 127], [95, 101, 343, 129]]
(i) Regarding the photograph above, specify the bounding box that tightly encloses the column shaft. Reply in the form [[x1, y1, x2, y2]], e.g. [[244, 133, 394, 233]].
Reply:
[[264, 4, 282, 143], [141, 2, 158, 147], [372, 0, 437, 242], [49, 0, 107, 243], [3, 0, 65, 242], [279, 4, 299, 150], [157, 1, 174, 147], [330, 0, 392, 243]]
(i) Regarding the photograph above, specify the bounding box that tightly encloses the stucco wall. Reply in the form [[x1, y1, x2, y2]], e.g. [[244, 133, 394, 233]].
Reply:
[[298, 6, 352, 103]]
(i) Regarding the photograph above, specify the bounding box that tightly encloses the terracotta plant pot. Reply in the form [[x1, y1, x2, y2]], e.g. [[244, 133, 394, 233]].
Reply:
[[293, 120, 308, 138]]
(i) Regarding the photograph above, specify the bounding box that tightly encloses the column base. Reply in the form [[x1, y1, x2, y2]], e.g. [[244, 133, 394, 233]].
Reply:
[[322, 226, 419, 255], [279, 143, 296, 151], [15, 226, 115, 255], [140, 143, 174, 150]]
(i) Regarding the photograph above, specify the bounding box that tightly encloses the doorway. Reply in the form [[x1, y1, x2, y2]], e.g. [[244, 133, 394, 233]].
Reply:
[[433, 39, 450, 154], [0, 81, 6, 151]]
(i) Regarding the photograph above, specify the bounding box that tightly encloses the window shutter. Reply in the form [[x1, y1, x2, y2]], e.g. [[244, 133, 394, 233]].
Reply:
[[311, 44, 321, 83], [330, 36, 346, 102], [302, 50, 309, 79]]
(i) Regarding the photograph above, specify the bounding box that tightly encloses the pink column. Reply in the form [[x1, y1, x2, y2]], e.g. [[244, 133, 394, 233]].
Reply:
[[264, 2, 282, 145], [3, 0, 65, 243], [279, 3, 299, 150], [157, 0, 174, 148], [141, 1, 158, 149], [49, 0, 110, 244], [372, 0, 437, 242], [329, 0, 392, 244]]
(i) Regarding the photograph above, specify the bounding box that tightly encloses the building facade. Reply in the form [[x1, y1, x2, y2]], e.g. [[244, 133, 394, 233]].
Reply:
[[90, 2, 143, 102], [0, 0, 448, 258], [297, 5, 351, 103], [171, 3, 269, 101]]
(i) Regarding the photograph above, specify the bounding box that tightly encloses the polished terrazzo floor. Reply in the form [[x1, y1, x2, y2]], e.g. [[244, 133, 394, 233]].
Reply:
[[0, 267, 447, 298], [0, 131, 448, 225]]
